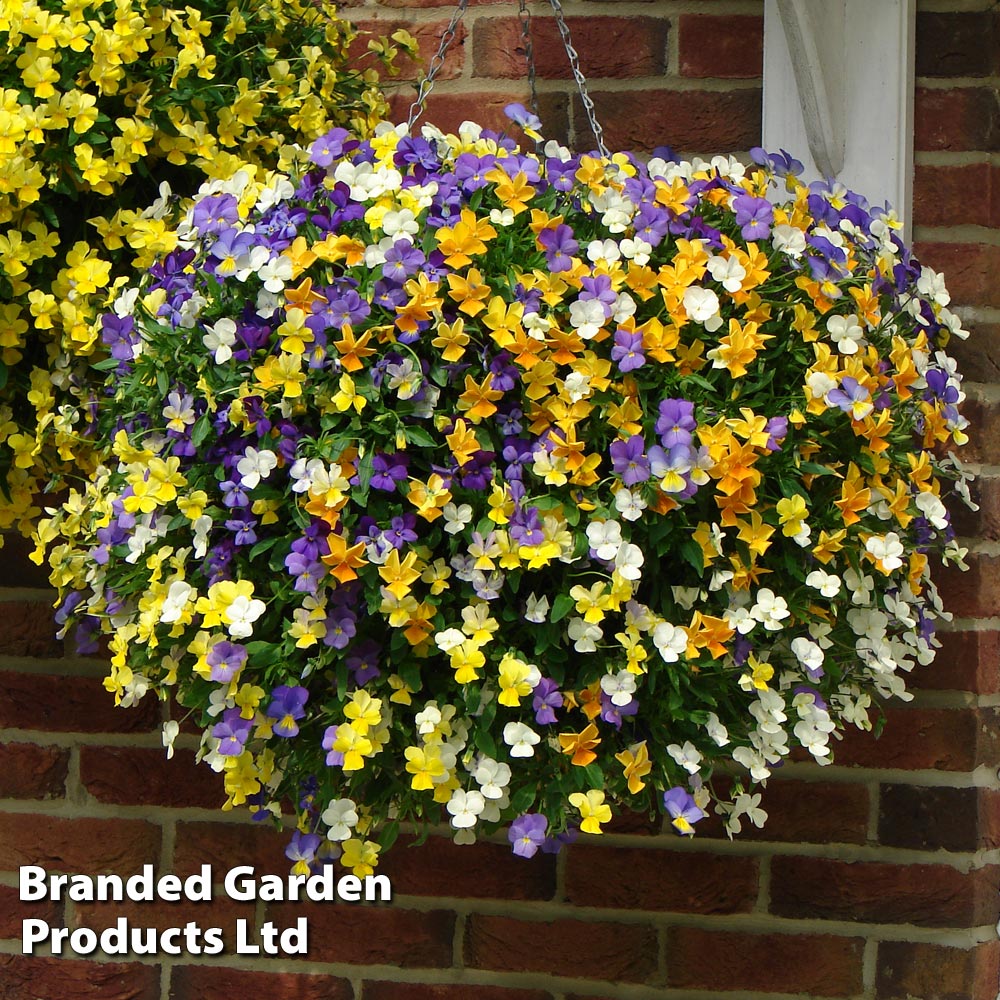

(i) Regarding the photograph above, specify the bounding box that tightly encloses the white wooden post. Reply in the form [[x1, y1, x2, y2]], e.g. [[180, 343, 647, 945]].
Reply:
[[762, 0, 915, 239]]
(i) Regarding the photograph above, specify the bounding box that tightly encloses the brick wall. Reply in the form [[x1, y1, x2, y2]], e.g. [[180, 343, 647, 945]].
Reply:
[[1, 1, 998, 998]]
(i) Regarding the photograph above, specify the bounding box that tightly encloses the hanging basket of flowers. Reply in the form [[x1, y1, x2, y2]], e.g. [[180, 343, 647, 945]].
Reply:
[[37, 6, 975, 870]]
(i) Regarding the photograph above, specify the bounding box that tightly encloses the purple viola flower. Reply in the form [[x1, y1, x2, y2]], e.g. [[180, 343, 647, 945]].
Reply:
[[508, 813, 548, 858], [309, 127, 352, 167], [324, 607, 358, 650], [191, 193, 239, 236], [504, 101, 543, 133], [538, 224, 579, 273], [382, 242, 426, 282], [285, 830, 322, 872], [206, 641, 248, 683], [749, 146, 804, 179], [532, 677, 562, 725], [212, 708, 253, 756], [733, 194, 774, 241], [347, 640, 381, 686], [510, 505, 544, 546], [100, 313, 139, 363], [384, 515, 418, 549], [545, 155, 579, 192], [224, 516, 258, 546], [655, 398, 696, 447], [610, 434, 651, 486], [578, 273, 616, 314], [284, 551, 326, 594], [599, 692, 639, 729], [267, 685, 309, 738], [764, 416, 789, 451], [454, 152, 497, 192], [610, 327, 645, 373], [663, 786, 707, 836], [826, 377, 873, 421], [370, 451, 409, 492]]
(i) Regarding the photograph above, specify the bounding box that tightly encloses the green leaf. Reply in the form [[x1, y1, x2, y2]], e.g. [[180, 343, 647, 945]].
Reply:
[[191, 415, 213, 448], [550, 593, 575, 623], [0, 361, 7, 391], [508, 782, 536, 815], [403, 425, 436, 448]]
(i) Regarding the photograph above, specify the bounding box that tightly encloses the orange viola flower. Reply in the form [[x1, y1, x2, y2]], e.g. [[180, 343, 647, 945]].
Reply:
[[457, 372, 503, 423], [559, 723, 601, 766], [321, 532, 367, 583]]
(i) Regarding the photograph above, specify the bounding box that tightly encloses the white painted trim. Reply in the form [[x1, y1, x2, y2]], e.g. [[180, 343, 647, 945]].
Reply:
[[763, 0, 915, 239]]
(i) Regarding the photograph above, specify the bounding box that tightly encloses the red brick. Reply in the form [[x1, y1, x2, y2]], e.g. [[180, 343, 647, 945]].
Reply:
[[951, 476, 1000, 543], [935, 553, 1000, 619], [666, 927, 864, 995], [916, 242, 1000, 310], [170, 966, 353, 1000], [0, 814, 160, 875], [0, 954, 159, 1000], [394, 90, 571, 148], [269, 902, 455, 967], [949, 320, 1000, 383], [378, 833, 555, 900], [587, 88, 761, 156], [0, 601, 63, 658], [770, 857, 1000, 928], [353, 19, 467, 83], [916, 11, 1000, 78], [877, 940, 1000, 1000], [834, 706, 996, 771], [915, 88, 1000, 152], [563, 844, 757, 914], [80, 747, 224, 809], [373, 0, 502, 8], [173, 821, 288, 878], [0, 885, 61, 940], [363, 985, 552, 1000], [75, 894, 256, 940], [473, 17, 667, 80], [879, 784, 1000, 852], [913, 629, 1000, 694], [949, 396, 1000, 466], [0, 533, 53, 589], [678, 14, 763, 79], [465, 913, 658, 982], [0, 743, 67, 799], [913, 163, 994, 229], [0, 670, 158, 734]]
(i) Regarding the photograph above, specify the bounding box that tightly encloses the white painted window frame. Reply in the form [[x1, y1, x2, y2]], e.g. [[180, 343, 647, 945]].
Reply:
[[762, 0, 915, 239]]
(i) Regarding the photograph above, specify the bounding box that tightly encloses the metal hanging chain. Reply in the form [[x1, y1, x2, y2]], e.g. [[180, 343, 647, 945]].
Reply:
[[406, 0, 470, 130], [545, 0, 609, 158], [517, 0, 539, 120]]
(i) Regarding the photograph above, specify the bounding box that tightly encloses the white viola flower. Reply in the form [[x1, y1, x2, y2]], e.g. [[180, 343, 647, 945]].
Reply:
[[192, 514, 212, 559], [671, 585, 703, 611], [442, 502, 474, 535], [159, 580, 194, 624], [567, 617, 602, 653], [569, 297, 607, 339], [600, 670, 637, 707], [771, 223, 807, 258], [489, 207, 516, 227], [865, 532, 905, 572], [706, 253, 747, 293], [161, 720, 180, 760], [257, 254, 294, 294], [382, 209, 419, 240], [652, 621, 688, 662], [614, 487, 647, 521], [667, 740, 703, 775], [705, 712, 730, 747], [917, 265, 950, 306], [322, 798, 359, 841], [614, 542, 644, 581], [434, 628, 466, 653], [914, 490, 949, 530], [415, 702, 443, 735], [611, 291, 636, 324], [237, 447, 278, 490], [523, 311, 552, 340], [224, 595, 267, 639], [563, 371, 592, 402], [503, 721, 540, 758], [162, 391, 196, 432], [473, 758, 512, 799], [805, 569, 841, 598], [620, 236, 652, 266], [682, 285, 723, 331], [725, 606, 756, 635], [844, 567, 875, 603], [827, 313, 864, 354], [203, 317, 238, 364], [386, 358, 422, 399], [728, 792, 768, 834], [750, 589, 790, 631], [733, 745, 771, 782], [446, 788, 486, 829], [791, 636, 825, 676], [524, 593, 550, 624], [807, 371, 837, 400], [586, 519, 623, 561], [586, 238, 621, 264]]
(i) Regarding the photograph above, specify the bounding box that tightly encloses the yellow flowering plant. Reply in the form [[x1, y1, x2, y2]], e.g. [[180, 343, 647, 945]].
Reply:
[[38, 110, 974, 870], [0, 0, 414, 539]]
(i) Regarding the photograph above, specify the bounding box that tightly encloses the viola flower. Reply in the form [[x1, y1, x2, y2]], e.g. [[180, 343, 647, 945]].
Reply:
[[508, 813, 548, 857], [662, 786, 706, 836], [267, 685, 309, 738]]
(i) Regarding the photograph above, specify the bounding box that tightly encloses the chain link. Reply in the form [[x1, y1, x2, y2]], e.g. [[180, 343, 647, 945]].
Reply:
[[545, 0, 609, 158], [517, 0, 539, 120], [406, 0, 469, 130]]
